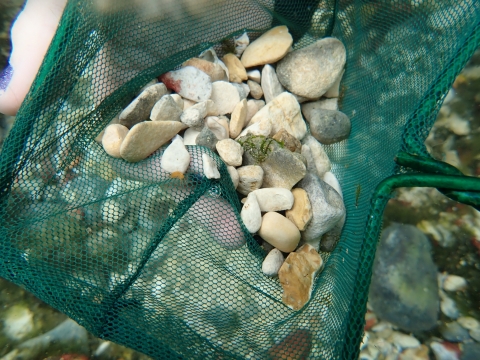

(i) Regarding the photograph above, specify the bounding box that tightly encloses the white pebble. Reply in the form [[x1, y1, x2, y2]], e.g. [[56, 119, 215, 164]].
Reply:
[[251, 188, 294, 211], [227, 166, 239, 189], [202, 154, 220, 179], [241, 192, 262, 233], [443, 274, 467, 292], [457, 316, 480, 330], [322, 171, 343, 198], [390, 331, 420, 349], [440, 294, 460, 319], [161, 135, 190, 177], [247, 70, 261, 83], [183, 128, 200, 146]]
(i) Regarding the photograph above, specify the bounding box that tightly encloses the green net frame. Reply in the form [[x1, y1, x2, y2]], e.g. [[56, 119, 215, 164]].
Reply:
[[0, 0, 479, 359]]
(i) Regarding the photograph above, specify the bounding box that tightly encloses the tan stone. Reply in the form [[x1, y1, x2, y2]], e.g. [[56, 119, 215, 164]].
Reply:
[[229, 99, 247, 138], [278, 244, 323, 310], [241, 25, 293, 68], [222, 53, 248, 83], [102, 124, 129, 158], [183, 58, 226, 82], [236, 165, 264, 196], [120, 121, 187, 162], [285, 188, 313, 231], [258, 212, 300, 253], [273, 128, 302, 153]]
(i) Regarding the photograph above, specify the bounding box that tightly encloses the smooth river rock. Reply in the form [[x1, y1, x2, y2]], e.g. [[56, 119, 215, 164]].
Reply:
[[308, 108, 351, 145], [240, 192, 262, 233], [258, 212, 301, 253], [261, 64, 285, 103], [251, 188, 294, 212], [216, 138, 244, 167], [120, 121, 187, 162], [102, 124, 129, 158], [210, 81, 241, 115], [241, 25, 293, 68], [222, 53, 248, 83], [150, 94, 182, 122], [262, 248, 284, 277], [276, 37, 346, 98], [236, 165, 264, 195]]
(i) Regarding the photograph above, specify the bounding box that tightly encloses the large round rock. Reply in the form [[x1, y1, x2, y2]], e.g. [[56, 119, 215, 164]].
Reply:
[[276, 38, 346, 99]]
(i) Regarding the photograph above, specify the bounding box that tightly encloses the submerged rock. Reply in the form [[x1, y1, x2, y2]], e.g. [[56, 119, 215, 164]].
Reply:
[[369, 224, 439, 332]]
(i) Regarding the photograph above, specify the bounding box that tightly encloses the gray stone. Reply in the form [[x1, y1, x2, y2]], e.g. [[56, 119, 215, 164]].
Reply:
[[369, 224, 439, 332], [297, 173, 345, 248], [150, 95, 183, 121], [231, 82, 250, 99], [308, 108, 351, 145], [301, 98, 339, 121], [276, 37, 346, 98], [248, 80, 263, 100], [196, 126, 218, 151], [261, 64, 285, 103], [462, 343, 480, 360], [119, 83, 168, 127], [241, 135, 306, 190], [440, 321, 470, 342]]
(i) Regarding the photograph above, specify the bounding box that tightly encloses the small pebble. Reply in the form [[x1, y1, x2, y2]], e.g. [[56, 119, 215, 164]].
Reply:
[[202, 154, 220, 179], [102, 124, 129, 158], [247, 80, 264, 100], [150, 94, 182, 121], [230, 99, 247, 138], [226, 166, 239, 189], [261, 64, 285, 104], [443, 274, 467, 292], [259, 212, 300, 253], [457, 316, 480, 330], [241, 192, 262, 233], [308, 108, 351, 145], [210, 81, 241, 115], [251, 187, 294, 212], [236, 165, 264, 195], [223, 53, 248, 83], [262, 248, 284, 276], [160, 135, 190, 178], [216, 139, 244, 167], [247, 69, 261, 83]]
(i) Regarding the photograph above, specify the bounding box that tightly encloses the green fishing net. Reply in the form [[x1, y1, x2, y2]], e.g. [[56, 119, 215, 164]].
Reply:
[[1, 0, 480, 358]]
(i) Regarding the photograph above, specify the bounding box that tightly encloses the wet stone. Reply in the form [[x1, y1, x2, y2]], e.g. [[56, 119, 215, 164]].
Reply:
[[308, 108, 351, 145]]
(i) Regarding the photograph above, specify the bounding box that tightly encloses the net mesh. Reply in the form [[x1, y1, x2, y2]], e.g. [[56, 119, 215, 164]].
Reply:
[[0, 0, 479, 359]]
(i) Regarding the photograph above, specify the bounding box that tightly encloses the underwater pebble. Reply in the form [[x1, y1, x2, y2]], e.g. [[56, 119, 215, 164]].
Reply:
[[457, 316, 480, 330], [443, 274, 468, 292]]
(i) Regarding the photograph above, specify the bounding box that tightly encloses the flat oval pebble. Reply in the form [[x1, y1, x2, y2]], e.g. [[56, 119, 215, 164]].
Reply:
[[443, 274, 468, 292], [262, 248, 284, 277], [120, 121, 187, 163], [241, 25, 293, 68], [160, 135, 190, 176], [258, 212, 300, 253], [241, 192, 262, 233], [247, 80, 264, 100], [160, 66, 212, 102], [222, 53, 248, 83], [251, 188, 294, 212], [102, 124, 129, 158], [308, 108, 351, 145], [276, 37, 346, 99]]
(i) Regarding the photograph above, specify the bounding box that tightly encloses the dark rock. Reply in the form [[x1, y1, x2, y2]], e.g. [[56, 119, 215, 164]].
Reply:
[[272, 128, 302, 153], [440, 322, 471, 342], [461, 343, 480, 360], [196, 126, 218, 151], [369, 223, 439, 332], [308, 109, 351, 145]]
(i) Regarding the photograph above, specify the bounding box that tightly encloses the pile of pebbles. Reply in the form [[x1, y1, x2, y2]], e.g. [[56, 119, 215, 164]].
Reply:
[[99, 25, 349, 310]]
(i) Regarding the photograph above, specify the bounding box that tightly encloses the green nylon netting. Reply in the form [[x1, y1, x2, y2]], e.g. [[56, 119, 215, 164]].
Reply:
[[0, 0, 479, 359]]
